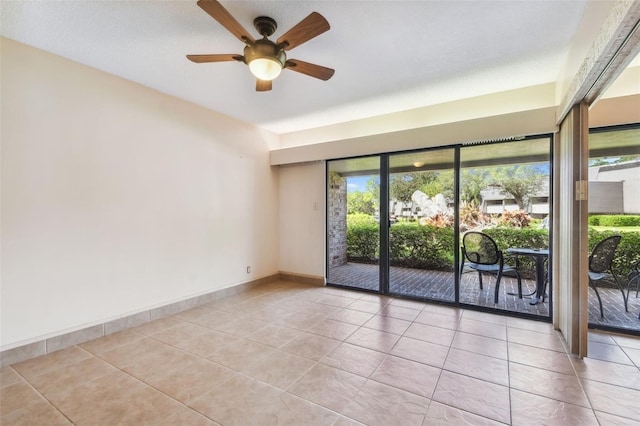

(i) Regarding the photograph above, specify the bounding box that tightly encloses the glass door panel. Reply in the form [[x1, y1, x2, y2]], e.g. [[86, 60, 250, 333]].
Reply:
[[459, 138, 551, 317], [327, 156, 381, 292], [388, 149, 456, 302]]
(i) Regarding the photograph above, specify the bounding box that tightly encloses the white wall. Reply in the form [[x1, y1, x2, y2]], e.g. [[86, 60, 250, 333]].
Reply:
[[278, 162, 325, 277], [0, 38, 280, 350]]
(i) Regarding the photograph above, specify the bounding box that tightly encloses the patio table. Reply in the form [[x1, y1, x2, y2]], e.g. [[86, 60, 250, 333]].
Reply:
[[507, 248, 549, 305]]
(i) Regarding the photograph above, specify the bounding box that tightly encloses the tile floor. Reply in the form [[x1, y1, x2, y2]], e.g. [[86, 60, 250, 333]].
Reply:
[[2, 280, 640, 425]]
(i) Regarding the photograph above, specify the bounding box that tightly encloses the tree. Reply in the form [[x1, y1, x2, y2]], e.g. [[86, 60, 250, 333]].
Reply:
[[389, 172, 437, 203], [347, 190, 376, 215], [490, 165, 546, 212]]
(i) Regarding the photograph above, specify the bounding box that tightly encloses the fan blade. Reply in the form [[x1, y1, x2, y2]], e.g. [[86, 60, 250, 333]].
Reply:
[[256, 79, 272, 92], [197, 0, 255, 44], [286, 59, 334, 81], [187, 54, 243, 63], [277, 12, 330, 51]]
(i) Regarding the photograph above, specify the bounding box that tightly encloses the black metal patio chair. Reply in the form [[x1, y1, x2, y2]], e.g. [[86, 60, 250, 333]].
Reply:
[[588, 235, 627, 318], [626, 259, 640, 301], [460, 231, 522, 304]]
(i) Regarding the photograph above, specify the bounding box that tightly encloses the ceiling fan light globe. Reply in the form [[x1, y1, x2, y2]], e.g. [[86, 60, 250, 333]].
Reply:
[[249, 57, 282, 81]]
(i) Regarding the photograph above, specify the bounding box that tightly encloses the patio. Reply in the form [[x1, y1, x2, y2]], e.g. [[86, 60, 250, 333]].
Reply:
[[328, 262, 640, 332]]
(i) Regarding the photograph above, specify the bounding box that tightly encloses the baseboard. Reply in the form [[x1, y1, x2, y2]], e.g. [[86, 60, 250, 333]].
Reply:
[[0, 273, 283, 367], [279, 271, 325, 286]]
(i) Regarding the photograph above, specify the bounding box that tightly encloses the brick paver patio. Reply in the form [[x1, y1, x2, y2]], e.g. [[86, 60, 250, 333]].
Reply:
[[328, 262, 640, 333]]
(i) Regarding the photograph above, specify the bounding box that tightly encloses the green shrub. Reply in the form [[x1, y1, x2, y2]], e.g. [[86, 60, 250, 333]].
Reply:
[[347, 213, 377, 227], [589, 215, 640, 227], [588, 228, 640, 280], [390, 224, 455, 270], [346, 223, 379, 261]]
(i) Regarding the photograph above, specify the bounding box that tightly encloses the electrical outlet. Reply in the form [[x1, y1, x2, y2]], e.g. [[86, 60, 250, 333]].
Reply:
[[246, 266, 251, 274]]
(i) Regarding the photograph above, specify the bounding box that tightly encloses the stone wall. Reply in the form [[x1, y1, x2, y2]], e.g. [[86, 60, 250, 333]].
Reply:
[[328, 172, 347, 267]]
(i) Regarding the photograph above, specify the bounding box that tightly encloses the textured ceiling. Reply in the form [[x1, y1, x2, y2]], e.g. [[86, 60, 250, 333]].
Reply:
[[2, 0, 593, 134]]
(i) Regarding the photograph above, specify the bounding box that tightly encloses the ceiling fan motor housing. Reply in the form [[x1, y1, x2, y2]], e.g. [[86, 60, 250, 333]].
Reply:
[[243, 39, 286, 68]]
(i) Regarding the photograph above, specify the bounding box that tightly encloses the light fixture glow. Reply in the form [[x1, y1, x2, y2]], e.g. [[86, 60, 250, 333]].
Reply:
[[248, 57, 283, 81], [413, 161, 425, 167]]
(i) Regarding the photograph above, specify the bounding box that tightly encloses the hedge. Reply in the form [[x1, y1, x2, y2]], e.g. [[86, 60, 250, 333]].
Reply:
[[346, 223, 455, 270], [588, 228, 640, 280], [389, 224, 454, 270], [588, 215, 640, 227]]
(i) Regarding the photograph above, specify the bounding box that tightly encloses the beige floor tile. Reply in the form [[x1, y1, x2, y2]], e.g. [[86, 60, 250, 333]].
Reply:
[[572, 356, 640, 390], [189, 373, 282, 425], [79, 329, 144, 355], [414, 310, 461, 330], [288, 363, 366, 413], [241, 349, 315, 389], [317, 294, 360, 308], [589, 331, 617, 345], [0, 366, 23, 389], [97, 337, 171, 368], [27, 356, 117, 399], [508, 341, 575, 375], [123, 345, 200, 382], [330, 308, 375, 326], [188, 309, 241, 328], [175, 329, 242, 357], [304, 302, 342, 317], [451, 332, 508, 360], [11, 346, 92, 380], [253, 392, 339, 425], [457, 318, 507, 340], [206, 338, 273, 371], [334, 416, 367, 426], [276, 312, 327, 332], [462, 309, 507, 326], [342, 379, 429, 426], [78, 383, 199, 425], [143, 357, 235, 405], [611, 335, 640, 350], [390, 336, 449, 368], [148, 321, 211, 346], [510, 388, 599, 425], [0, 381, 46, 416], [423, 401, 504, 426], [210, 317, 270, 338], [345, 327, 400, 353], [50, 371, 148, 422], [377, 304, 421, 321], [247, 323, 302, 348], [509, 362, 591, 407], [506, 317, 555, 334], [363, 315, 412, 335], [587, 341, 635, 365], [444, 348, 509, 386], [432, 370, 510, 424], [370, 355, 441, 398], [0, 400, 72, 426], [321, 342, 387, 378], [404, 322, 456, 347], [622, 346, 640, 369], [308, 318, 359, 341], [506, 328, 566, 352], [132, 316, 183, 336], [348, 299, 385, 314], [582, 379, 640, 420], [595, 410, 640, 425], [281, 332, 341, 361]]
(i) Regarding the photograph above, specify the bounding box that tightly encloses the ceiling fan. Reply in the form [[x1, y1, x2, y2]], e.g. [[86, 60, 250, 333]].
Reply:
[[187, 0, 335, 92]]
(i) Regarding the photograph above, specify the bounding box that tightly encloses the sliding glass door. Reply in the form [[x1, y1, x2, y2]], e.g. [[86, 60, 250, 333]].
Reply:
[[327, 136, 552, 320], [327, 156, 381, 292], [388, 149, 456, 302]]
